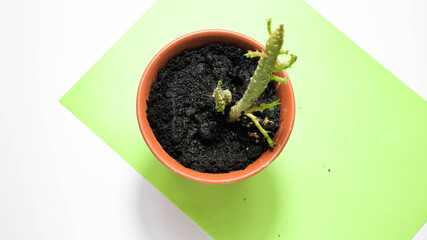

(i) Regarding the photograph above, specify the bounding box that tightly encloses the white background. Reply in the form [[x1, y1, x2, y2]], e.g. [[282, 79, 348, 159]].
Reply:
[[0, 0, 426, 239]]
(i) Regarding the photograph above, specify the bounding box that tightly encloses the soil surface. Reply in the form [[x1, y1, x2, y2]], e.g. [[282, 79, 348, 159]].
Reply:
[[146, 42, 280, 173]]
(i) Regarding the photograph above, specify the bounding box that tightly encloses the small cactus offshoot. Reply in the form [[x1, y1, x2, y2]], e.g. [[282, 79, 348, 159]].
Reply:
[[213, 19, 297, 147], [213, 80, 232, 114]]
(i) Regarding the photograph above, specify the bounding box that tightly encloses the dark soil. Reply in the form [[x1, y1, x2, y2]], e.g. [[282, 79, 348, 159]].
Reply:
[[146, 42, 280, 173]]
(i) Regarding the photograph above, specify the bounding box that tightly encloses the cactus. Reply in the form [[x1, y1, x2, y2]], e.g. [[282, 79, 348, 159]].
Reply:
[[244, 99, 281, 147], [213, 80, 232, 114], [227, 22, 285, 122], [213, 19, 297, 147], [245, 99, 281, 114], [245, 113, 276, 147]]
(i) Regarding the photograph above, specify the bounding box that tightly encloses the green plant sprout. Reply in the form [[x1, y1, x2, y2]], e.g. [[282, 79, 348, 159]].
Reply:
[[213, 80, 232, 114], [213, 19, 297, 147]]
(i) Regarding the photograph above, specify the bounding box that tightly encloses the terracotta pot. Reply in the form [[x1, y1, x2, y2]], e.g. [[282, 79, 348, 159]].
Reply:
[[137, 30, 295, 184]]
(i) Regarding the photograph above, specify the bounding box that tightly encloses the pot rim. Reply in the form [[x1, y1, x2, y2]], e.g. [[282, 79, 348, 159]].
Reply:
[[137, 29, 295, 184]]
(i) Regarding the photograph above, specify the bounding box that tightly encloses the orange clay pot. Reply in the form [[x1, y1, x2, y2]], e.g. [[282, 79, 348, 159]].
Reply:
[[137, 30, 295, 184]]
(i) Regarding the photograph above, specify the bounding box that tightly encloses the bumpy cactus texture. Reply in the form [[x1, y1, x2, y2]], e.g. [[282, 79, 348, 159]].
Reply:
[[213, 80, 232, 114], [212, 20, 297, 147], [227, 24, 285, 122]]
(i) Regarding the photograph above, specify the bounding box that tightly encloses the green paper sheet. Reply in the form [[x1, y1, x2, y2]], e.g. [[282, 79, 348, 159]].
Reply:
[[60, 0, 427, 239]]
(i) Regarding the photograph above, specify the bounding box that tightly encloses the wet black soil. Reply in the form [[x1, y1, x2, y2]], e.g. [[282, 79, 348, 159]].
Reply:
[[146, 43, 280, 173]]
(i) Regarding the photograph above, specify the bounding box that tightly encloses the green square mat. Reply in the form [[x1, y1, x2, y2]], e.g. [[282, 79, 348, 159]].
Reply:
[[60, 0, 427, 239]]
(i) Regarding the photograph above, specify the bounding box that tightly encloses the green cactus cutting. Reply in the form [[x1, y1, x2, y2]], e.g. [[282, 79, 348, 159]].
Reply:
[[213, 80, 232, 114], [213, 19, 297, 147]]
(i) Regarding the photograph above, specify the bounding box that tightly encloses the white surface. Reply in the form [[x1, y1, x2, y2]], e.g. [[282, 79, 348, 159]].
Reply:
[[0, 0, 426, 239], [0, 0, 209, 239], [305, 0, 427, 100], [413, 222, 427, 240]]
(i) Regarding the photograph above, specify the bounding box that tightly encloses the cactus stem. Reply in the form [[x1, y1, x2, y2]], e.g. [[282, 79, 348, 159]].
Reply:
[[280, 49, 289, 55], [270, 74, 289, 83], [227, 23, 285, 122], [245, 100, 281, 114], [212, 19, 297, 147], [267, 18, 272, 35], [245, 113, 276, 148], [213, 80, 232, 114], [273, 52, 297, 72], [244, 50, 266, 58]]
